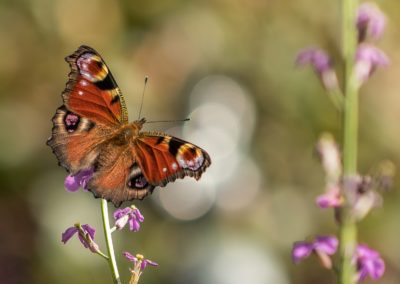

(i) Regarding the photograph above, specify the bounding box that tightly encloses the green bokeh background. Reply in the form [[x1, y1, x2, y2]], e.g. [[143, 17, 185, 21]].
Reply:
[[1, 0, 399, 283]]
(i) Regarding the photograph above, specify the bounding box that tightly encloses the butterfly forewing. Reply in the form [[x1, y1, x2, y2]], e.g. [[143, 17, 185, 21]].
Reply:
[[63, 45, 128, 125]]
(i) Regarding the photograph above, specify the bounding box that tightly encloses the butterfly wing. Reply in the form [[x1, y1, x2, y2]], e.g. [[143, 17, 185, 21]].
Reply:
[[87, 142, 155, 207], [133, 132, 211, 186], [63, 45, 128, 125], [47, 45, 128, 173]]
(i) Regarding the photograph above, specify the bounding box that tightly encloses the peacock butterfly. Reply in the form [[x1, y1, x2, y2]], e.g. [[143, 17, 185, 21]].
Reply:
[[47, 45, 211, 207]]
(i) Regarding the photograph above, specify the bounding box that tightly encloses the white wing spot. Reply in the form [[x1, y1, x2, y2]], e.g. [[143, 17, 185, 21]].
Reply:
[[78, 91, 84, 96], [172, 163, 178, 170], [162, 167, 167, 173], [177, 154, 204, 171]]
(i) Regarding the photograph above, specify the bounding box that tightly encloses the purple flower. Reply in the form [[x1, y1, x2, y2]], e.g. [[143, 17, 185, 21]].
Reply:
[[316, 184, 343, 209], [113, 206, 144, 231], [64, 168, 94, 192], [296, 48, 339, 91], [61, 223, 99, 253], [292, 241, 313, 262], [292, 235, 338, 269], [297, 48, 331, 73], [356, 244, 385, 281], [313, 236, 339, 255], [357, 3, 386, 42], [355, 44, 389, 85], [123, 252, 158, 271]]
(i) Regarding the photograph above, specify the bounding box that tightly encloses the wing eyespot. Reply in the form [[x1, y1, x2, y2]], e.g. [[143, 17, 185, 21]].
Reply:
[[127, 174, 149, 189], [127, 163, 149, 190], [63, 111, 81, 133]]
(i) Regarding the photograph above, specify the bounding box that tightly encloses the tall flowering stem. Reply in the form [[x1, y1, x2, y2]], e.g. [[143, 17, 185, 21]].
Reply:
[[293, 2, 388, 283], [340, 0, 358, 283], [101, 199, 121, 284]]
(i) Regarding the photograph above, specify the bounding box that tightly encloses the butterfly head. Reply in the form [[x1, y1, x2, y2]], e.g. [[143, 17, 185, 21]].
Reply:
[[136, 117, 147, 127]]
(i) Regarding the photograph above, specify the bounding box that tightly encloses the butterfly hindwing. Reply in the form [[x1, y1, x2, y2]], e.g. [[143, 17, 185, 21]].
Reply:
[[134, 133, 211, 186], [87, 144, 155, 206]]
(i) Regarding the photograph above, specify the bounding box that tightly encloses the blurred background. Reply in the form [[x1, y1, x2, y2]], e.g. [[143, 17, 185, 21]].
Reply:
[[1, 0, 400, 283]]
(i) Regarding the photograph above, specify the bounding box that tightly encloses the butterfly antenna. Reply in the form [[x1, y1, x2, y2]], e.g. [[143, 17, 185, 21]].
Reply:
[[138, 76, 148, 120], [146, 118, 190, 124]]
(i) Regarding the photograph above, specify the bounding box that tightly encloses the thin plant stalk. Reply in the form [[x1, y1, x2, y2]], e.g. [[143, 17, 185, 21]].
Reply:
[[101, 199, 122, 284], [328, 89, 344, 111], [339, 0, 359, 283]]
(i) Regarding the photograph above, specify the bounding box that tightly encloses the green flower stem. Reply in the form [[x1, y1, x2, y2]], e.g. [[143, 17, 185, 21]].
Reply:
[[96, 250, 110, 260], [101, 199, 121, 284], [339, 0, 358, 283], [342, 0, 359, 175], [328, 88, 344, 111]]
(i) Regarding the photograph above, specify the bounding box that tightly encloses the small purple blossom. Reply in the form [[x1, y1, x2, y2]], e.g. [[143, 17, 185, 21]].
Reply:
[[357, 3, 386, 42], [316, 184, 343, 209], [292, 235, 338, 269], [61, 223, 99, 253], [355, 44, 389, 84], [297, 48, 331, 73], [356, 244, 385, 281], [296, 48, 339, 91], [123, 252, 158, 271], [313, 236, 339, 255], [292, 241, 313, 263], [64, 168, 94, 192], [113, 206, 144, 232]]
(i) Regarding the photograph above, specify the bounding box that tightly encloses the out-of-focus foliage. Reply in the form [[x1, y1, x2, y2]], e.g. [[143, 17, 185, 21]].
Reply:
[[1, 0, 400, 283]]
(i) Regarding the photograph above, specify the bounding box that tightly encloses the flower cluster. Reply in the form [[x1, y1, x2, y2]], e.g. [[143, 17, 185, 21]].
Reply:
[[293, 237, 385, 282], [61, 204, 157, 283], [293, 3, 390, 282], [296, 3, 388, 93]]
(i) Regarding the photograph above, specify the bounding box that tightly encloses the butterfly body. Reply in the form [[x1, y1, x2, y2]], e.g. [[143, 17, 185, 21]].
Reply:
[[47, 46, 211, 206]]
